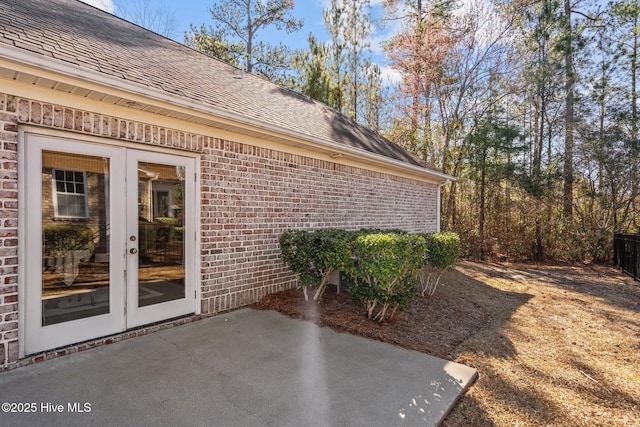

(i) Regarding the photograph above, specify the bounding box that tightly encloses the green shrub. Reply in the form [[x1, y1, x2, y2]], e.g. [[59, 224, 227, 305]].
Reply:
[[279, 229, 352, 301], [417, 232, 461, 296], [346, 232, 426, 322], [43, 225, 97, 256], [155, 217, 183, 228], [174, 226, 184, 241]]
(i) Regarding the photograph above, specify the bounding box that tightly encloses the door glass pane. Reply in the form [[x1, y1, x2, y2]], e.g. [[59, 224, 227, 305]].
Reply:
[[41, 151, 110, 325], [137, 162, 185, 307]]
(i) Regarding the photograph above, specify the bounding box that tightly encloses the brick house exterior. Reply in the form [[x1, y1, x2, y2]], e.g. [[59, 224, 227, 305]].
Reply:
[[0, 0, 453, 370]]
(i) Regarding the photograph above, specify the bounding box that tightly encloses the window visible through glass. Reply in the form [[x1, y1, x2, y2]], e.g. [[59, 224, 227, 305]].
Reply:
[[53, 169, 87, 218]]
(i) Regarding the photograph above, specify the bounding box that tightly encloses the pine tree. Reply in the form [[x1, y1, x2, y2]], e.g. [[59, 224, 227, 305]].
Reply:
[[289, 34, 332, 104], [185, 0, 302, 81], [323, 0, 381, 124]]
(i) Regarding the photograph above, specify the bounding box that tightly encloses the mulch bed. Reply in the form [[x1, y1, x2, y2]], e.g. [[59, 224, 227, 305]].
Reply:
[[252, 285, 489, 360]]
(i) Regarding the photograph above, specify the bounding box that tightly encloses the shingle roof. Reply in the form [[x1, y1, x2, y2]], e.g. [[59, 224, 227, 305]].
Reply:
[[0, 0, 438, 171]]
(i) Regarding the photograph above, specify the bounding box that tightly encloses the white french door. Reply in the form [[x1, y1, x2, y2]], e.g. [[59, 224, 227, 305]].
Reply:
[[125, 149, 196, 328], [22, 133, 197, 355]]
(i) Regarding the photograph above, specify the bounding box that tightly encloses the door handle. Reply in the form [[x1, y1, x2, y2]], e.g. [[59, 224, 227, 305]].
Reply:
[[130, 248, 138, 254]]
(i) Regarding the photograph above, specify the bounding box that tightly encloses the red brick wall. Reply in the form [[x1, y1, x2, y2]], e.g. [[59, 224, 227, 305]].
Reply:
[[0, 94, 19, 368], [200, 139, 438, 313], [0, 93, 438, 368]]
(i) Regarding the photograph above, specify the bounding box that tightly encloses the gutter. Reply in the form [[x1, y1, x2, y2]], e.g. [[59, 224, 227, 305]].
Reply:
[[0, 44, 456, 183]]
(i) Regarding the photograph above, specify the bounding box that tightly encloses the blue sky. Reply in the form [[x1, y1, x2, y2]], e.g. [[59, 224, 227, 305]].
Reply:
[[171, 0, 332, 49], [81, 0, 332, 48], [78, 0, 399, 81]]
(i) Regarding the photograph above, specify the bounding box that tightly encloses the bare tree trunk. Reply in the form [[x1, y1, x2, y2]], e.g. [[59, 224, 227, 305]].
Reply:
[[563, 0, 574, 219], [245, 0, 253, 72], [631, 11, 639, 229], [479, 150, 486, 259], [535, 212, 543, 261], [443, 147, 464, 228], [411, 0, 423, 155]]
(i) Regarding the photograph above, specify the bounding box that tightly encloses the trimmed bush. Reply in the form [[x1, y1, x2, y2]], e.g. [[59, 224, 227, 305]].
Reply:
[[279, 228, 459, 317], [417, 232, 461, 296], [43, 225, 97, 256], [154, 217, 183, 241], [279, 229, 352, 301], [155, 217, 179, 226], [347, 232, 426, 322]]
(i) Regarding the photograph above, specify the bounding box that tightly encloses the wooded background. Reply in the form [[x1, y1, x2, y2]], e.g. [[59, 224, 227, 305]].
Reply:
[[123, 0, 640, 263]]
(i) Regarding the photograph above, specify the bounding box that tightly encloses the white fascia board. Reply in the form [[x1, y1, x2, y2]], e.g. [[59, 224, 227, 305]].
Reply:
[[0, 44, 456, 183]]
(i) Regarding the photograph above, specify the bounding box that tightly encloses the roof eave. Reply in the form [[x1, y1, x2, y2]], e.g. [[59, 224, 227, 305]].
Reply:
[[0, 44, 456, 183]]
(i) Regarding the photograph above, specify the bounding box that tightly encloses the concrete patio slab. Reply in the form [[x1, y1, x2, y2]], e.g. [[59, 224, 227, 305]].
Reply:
[[0, 309, 477, 426]]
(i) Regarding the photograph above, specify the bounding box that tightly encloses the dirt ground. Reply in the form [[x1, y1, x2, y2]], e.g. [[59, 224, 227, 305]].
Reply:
[[253, 261, 640, 426]]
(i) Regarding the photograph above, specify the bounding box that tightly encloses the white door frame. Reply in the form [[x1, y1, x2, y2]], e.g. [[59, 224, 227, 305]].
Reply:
[[18, 128, 200, 357], [125, 149, 198, 328]]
